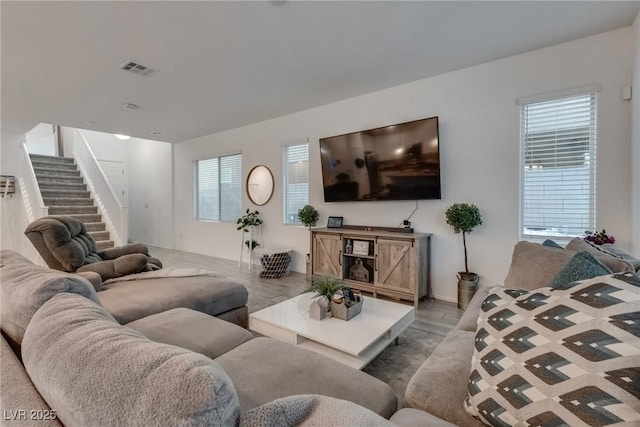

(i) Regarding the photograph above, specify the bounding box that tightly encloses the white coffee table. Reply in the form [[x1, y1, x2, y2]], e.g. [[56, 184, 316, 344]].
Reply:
[[249, 293, 415, 370]]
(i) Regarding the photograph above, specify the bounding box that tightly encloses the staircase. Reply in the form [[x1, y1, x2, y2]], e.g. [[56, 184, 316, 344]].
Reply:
[[30, 154, 114, 249]]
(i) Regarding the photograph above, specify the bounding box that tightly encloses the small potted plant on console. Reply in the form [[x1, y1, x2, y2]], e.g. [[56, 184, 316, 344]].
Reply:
[[445, 203, 483, 310]]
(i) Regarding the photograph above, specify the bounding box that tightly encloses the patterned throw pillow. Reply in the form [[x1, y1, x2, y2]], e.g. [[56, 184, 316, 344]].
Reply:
[[464, 273, 640, 426]]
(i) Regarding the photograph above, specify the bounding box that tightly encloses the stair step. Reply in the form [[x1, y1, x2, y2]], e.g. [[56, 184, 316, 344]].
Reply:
[[70, 213, 102, 223], [43, 197, 94, 206], [96, 240, 115, 250], [41, 189, 90, 199], [34, 167, 80, 177], [48, 206, 98, 215], [39, 182, 87, 191], [37, 176, 84, 184], [31, 161, 78, 171], [89, 231, 110, 241], [29, 154, 75, 164], [84, 222, 106, 232]]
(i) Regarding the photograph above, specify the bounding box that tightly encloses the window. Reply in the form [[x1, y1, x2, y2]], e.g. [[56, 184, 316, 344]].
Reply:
[[195, 153, 242, 221], [283, 142, 309, 224], [520, 91, 597, 239]]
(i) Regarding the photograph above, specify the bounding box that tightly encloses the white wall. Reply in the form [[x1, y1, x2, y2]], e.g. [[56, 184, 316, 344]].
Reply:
[[174, 27, 634, 303], [25, 123, 56, 156], [632, 12, 640, 254], [127, 138, 174, 248]]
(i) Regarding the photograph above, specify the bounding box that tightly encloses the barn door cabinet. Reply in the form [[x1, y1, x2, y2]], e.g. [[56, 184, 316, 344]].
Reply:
[[310, 228, 431, 308]]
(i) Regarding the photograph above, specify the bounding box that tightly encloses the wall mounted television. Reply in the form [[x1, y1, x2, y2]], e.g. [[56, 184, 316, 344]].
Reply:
[[319, 116, 441, 202]]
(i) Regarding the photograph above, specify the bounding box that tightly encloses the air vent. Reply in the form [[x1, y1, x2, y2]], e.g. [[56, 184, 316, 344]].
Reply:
[[119, 60, 157, 77]]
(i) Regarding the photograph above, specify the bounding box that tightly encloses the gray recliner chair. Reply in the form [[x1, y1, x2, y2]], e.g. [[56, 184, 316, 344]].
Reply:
[[25, 216, 162, 281]]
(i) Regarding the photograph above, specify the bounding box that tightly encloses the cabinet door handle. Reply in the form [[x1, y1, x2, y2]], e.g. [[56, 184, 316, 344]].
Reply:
[[375, 254, 378, 271], [339, 250, 342, 266]]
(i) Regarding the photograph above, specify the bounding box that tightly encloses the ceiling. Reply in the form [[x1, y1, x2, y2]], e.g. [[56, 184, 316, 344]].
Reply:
[[2, 1, 639, 143]]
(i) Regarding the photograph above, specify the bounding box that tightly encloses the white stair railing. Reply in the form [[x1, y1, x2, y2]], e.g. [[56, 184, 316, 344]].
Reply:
[[73, 130, 128, 246], [20, 142, 48, 221]]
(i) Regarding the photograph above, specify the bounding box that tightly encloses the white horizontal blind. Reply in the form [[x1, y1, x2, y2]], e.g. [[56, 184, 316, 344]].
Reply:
[[283, 143, 309, 224], [195, 153, 242, 221], [521, 93, 597, 239]]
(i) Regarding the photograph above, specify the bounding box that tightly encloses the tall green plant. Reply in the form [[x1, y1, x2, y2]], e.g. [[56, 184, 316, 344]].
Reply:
[[236, 209, 263, 232], [445, 203, 482, 275]]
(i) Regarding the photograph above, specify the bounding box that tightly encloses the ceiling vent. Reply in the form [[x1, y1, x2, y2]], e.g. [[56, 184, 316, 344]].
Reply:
[[119, 60, 157, 77]]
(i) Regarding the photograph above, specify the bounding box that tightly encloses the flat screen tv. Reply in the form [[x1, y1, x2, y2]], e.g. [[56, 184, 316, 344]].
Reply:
[[320, 116, 441, 202]]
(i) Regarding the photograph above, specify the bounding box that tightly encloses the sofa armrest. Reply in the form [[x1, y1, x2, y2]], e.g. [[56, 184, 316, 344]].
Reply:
[[455, 285, 494, 332], [97, 243, 149, 260], [405, 330, 485, 427]]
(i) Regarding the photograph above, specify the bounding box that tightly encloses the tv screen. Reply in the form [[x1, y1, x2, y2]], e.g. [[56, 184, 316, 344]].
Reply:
[[320, 116, 441, 202]]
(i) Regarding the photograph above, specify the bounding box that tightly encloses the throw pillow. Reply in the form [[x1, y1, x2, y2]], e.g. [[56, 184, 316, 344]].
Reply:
[[464, 273, 640, 426], [542, 239, 563, 249], [22, 293, 240, 426], [548, 251, 612, 288], [0, 249, 100, 345], [566, 238, 634, 273]]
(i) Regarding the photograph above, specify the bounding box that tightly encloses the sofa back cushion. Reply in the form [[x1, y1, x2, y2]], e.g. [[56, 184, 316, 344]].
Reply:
[[464, 273, 640, 426], [565, 238, 634, 272], [22, 293, 240, 427], [504, 241, 633, 291], [0, 250, 100, 346]]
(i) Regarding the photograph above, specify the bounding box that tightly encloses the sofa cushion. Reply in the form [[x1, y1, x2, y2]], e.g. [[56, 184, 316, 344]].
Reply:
[[390, 408, 457, 427], [240, 395, 394, 427], [216, 337, 397, 418], [0, 250, 100, 346], [602, 243, 640, 271], [464, 273, 640, 426], [99, 274, 248, 324], [548, 251, 611, 288], [566, 238, 634, 272], [0, 335, 62, 426], [22, 293, 240, 427], [504, 241, 632, 291], [405, 330, 485, 427], [126, 307, 254, 359]]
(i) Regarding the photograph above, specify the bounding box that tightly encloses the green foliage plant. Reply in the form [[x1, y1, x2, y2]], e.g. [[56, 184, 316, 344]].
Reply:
[[445, 203, 483, 275], [308, 275, 344, 301], [297, 205, 319, 229], [236, 209, 263, 232]]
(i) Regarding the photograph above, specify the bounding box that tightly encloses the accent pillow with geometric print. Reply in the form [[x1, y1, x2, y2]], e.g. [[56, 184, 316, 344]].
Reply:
[[464, 272, 640, 427]]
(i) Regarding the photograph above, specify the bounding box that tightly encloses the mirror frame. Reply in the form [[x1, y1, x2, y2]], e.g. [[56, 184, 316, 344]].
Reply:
[[246, 165, 274, 206]]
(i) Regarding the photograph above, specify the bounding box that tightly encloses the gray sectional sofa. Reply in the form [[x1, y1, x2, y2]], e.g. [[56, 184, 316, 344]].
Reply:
[[3, 236, 637, 426], [0, 249, 399, 426]]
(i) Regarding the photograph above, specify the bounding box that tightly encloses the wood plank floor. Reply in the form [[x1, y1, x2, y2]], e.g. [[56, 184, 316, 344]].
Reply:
[[149, 245, 464, 333]]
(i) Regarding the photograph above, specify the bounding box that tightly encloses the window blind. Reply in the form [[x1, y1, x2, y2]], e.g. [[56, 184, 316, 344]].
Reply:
[[195, 153, 242, 221], [283, 143, 309, 224], [521, 93, 597, 239]]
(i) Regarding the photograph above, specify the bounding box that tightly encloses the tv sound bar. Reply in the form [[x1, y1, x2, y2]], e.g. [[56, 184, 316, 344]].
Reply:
[[341, 225, 414, 234]]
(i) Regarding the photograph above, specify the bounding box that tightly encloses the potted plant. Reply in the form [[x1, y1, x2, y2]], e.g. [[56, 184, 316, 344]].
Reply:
[[584, 229, 615, 245], [307, 275, 344, 320], [236, 209, 263, 268], [297, 205, 319, 229], [298, 205, 319, 280], [445, 203, 483, 309]]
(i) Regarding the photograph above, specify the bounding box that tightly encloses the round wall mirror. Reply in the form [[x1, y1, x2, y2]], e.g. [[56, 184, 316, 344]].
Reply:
[[246, 165, 274, 206]]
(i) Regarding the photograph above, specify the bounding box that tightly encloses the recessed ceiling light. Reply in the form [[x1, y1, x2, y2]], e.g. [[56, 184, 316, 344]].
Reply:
[[150, 131, 164, 136], [114, 134, 131, 140], [123, 103, 140, 110], [85, 120, 95, 125]]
